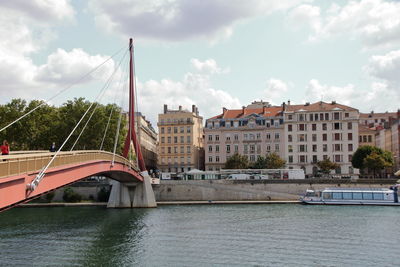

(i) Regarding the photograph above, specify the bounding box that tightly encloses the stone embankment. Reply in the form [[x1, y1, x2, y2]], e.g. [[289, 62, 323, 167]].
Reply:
[[153, 179, 396, 201]]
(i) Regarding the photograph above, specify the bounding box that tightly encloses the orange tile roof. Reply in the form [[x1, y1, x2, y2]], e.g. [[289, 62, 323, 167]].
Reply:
[[210, 106, 282, 120], [359, 112, 397, 118], [285, 101, 358, 112]]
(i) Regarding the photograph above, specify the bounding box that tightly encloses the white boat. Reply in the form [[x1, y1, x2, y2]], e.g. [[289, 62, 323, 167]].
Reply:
[[301, 185, 400, 206]]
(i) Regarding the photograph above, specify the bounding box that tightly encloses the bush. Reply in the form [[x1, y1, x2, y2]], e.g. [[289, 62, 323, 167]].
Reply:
[[97, 187, 110, 202], [45, 191, 55, 202], [63, 187, 82, 203]]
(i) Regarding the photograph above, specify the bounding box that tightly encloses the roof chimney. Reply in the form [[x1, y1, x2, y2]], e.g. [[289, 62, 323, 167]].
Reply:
[[282, 102, 286, 111], [331, 100, 336, 105], [196, 107, 199, 116], [242, 106, 246, 115], [222, 107, 227, 115], [163, 104, 168, 114], [179, 105, 182, 111], [263, 106, 267, 114], [287, 100, 291, 105], [192, 104, 196, 113]]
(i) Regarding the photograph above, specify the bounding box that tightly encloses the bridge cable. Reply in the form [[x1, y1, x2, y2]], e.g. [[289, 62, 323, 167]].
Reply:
[[28, 48, 130, 191], [0, 45, 126, 134], [112, 76, 128, 166], [70, 49, 129, 151], [99, 54, 130, 151], [133, 45, 140, 168]]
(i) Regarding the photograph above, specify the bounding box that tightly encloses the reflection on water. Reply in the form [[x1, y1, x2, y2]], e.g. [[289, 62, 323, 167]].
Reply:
[[0, 205, 399, 266]]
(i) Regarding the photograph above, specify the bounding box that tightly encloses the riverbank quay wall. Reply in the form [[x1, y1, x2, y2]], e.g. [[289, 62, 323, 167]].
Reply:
[[153, 179, 397, 201]]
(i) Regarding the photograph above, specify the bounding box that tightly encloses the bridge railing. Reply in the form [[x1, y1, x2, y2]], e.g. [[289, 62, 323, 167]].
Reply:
[[0, 150, 138, 178]]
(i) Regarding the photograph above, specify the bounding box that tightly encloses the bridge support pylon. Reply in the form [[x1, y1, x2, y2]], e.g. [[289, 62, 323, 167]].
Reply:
[[107, 171, 157, 208]]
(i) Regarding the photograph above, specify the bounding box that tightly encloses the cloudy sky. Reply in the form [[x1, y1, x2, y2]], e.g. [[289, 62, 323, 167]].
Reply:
[[1, 0, 399, 126]]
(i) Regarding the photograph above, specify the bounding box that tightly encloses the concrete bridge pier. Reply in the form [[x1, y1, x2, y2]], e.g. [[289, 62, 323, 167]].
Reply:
[[107, 171, 157, 208]]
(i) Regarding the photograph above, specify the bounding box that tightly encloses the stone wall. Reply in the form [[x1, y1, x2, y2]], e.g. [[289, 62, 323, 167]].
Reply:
[[153, 179, 396, 201]]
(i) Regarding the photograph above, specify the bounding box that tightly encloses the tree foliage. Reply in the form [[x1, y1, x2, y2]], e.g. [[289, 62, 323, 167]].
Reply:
[[251, 153, 286, 169], [316, 158, 339, 174], [0, 98, 126, 153], [224, 153, 249, 169], [352, 145, 394, 174]]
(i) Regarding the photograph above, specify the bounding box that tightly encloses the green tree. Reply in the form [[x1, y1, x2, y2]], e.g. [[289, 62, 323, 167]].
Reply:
[[252, 155, 267, 169], [265, 152, 286, 169], [316, 158, 339, 174], [352, 145, 394, 175], [224, 153, 249, 169], [363, 151, 393, 178]]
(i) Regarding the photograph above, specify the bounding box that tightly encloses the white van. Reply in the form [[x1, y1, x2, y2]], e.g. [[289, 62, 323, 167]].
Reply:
[[227, 174, 250, 180]]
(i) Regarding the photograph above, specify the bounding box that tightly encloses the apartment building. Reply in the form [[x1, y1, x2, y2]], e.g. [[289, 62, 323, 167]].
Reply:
[[157, 104, 204, 173], [358, 124, 376, 147], [375, 119, 400, 171], [204, 101, 284, 171], [359, 111, 397, 129], [135, 112, 158, 171], [283, 101, 360, 176]]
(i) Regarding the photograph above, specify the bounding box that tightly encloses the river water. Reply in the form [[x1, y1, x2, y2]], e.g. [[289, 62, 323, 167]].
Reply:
[[0, 205, 399, 266]]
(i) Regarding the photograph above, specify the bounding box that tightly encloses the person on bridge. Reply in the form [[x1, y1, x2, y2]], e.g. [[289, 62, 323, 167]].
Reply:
[[1, 140, 9, 156], [49, 142, 56, 152]]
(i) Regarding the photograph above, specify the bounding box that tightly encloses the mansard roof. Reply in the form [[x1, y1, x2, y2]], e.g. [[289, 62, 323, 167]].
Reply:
[[209, 106, 283, 120], [285, 101, 358, 112]]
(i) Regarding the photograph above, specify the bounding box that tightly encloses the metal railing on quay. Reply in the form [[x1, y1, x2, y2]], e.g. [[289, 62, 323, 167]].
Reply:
[[0, 150, 138, 179]]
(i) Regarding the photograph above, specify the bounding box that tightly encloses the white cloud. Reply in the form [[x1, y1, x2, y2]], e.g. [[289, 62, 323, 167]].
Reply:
[[136, 58, 241, 126], [365, 49, 400, 84], [305, 79, 400, 113], [89, 0, 309, 42], [289, 0, 400, 48], [36, 48, 115, 85], [262, 78, 290, 105], [287, 4, 321, 32], [0, 0, 75, 22], [190, 58, 229, 74]]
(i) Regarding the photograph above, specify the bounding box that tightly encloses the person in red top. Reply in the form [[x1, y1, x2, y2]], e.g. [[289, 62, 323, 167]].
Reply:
[[1, 140, 9, 155]]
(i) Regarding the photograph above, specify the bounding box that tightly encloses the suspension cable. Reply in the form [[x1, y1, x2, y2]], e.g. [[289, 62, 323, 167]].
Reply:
[[28, 48, 129, 192], [112, 79, 128, 165], [70, 50, 129, 151], [0, 45, 125, 133], [100, 54, 129, 151]]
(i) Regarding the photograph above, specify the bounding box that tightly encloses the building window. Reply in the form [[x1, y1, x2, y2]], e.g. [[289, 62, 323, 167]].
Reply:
[[216, 145, 219, 152], [322, 134, 327, 141], [322, 123, 327, 130], [288, 125, 292, 131], [323, 144, 328, 152], [312, 124, 317, 131], [256, 133, 261, 139], [180, 146, 184, 153], [334, 155, 341, 162], [312, 134, 317, 142], [368, 135, 372, 142], [298, 134, 307, 142], [334, 112, 340, 120], [216, 156, 220, 162], [174, 147, 178, 153], [334, 133, 341, 141], [215, 135, 219, 141], [298, 145, 307, 152], [226, 145, 231, 153], [208, 145, 212, 152], [234, 145, 238, 152], [208, 135, 212, 141], [174, 136, 178, 143], [299, 155, 307, 163], [347, 122, 352, 130], [161, 127, 164, 134], [187, 136, 191, 143], [348, 144, 353, 151], [226, 134, 231, 141], [312, 144, 317, 152], [161, 147, 165, 154], [348, 133, 353, 141], [187, 126, 191, 133], [168, 147, 171, 153], [288, 114, 293, 120], [180, 136, 184, 143], [298, 124, 306, 131], [334, 122, 341, 130], [209, 156, 212, 162], [234, 134, 239, 140], [180, 127, 184, 133], [250, 145, 255, 153], [161, 137, 165, 143], [275, 133, 280, 139], [167, 137, 171, 143], [345, 113, 349, 118], [188, 157, 191, 164], [288, 145, 293, 153], [334, 144, 342, 151], [250, 155, 255, 162], [167, 127, 171, 134], [288, 135, 292, 142], [275, 144, 279, 152], [174, 127, 178, 133], [244, 144, 248, 153], [187, 146, 191, 153], [266, 145, 271, 152], [312, 155, 318, 163], [266, 133, 271, 140]]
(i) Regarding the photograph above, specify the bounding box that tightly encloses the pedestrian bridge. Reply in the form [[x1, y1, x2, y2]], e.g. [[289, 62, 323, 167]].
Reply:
[[0, 151, 154, 212]]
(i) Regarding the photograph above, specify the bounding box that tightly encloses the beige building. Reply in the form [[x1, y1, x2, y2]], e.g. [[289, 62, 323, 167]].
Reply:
[[375, 115, 400, 172], [358, 124, 376, 147], [135, 112, 158, 171], [359, 111, 397, 129], [157, 104, 204, 173], [284, 101, 360, 176], [204, 101, 284, 171]]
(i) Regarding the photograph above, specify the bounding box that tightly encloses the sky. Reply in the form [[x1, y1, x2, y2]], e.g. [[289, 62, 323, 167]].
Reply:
[[0, 0, 399, 128]]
